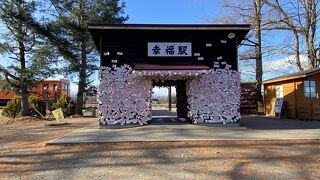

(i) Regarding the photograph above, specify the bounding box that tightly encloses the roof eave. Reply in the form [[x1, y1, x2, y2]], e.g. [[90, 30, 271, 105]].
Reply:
[[263, 75, 306, 84], [87, 24, 251, 31]]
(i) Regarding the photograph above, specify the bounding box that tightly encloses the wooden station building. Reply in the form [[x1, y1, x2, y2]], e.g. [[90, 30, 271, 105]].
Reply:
[[264, 67, 320, 119], [88, 24, 250, 70], [89, 24, 250, 126]]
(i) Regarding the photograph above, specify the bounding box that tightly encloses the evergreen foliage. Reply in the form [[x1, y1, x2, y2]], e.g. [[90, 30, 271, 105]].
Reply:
[[51, 94, 76, 117], [28, 95, 46, 116], [49, 0, 128, 115], [0, 0, 57, 116], [2, 97, 21, 118]]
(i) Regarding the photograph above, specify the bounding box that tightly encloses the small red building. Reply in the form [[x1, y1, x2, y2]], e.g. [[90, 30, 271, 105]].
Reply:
[[0, 90, 16, 106], [0, 79, 70, 106], [30, 79, 70, 101]]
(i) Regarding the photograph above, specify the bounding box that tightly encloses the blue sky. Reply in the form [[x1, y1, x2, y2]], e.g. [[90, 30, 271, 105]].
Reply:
[[125, 0, 222, 97], [0, 0, 302, 97], [125, 0, 220, 24], [123, 0, 302, 96], [124, 0, 298, 76], [1, 0, 223, 98]]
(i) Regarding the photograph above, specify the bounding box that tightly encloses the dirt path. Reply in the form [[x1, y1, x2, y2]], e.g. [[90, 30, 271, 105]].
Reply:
[[0, 117, 319, 179]]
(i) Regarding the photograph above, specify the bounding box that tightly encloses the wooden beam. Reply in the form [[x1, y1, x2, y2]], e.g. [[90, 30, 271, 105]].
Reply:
[[168, 86, 172, 111], [134, 64, 210, 70], [99, 34, 103, 66]]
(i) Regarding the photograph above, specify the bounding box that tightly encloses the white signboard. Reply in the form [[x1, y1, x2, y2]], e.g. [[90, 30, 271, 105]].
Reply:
[[274, 98, 283, 114], [148, 42, 192, 57]]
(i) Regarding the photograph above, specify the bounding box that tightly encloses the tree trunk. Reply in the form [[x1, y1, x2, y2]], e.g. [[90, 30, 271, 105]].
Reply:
[[303, 33, 317, 69], [293, 31, 303, 70], [20, 86, 31, 116], [302, 0, 317, 69], [18, 25, 31, 116], [75, 42, 87, 115], [254, 0, 264, 113], [75, 0, 87, 115], [308, 43, 316, 68], [309, 0, 317, 68]]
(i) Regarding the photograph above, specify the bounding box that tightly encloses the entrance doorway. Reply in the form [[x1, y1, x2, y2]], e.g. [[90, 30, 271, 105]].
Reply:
[[149, 80, 191, 124]]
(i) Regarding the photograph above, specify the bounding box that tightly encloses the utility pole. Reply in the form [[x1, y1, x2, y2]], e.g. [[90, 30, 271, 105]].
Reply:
[[168, 86, 172, 111]]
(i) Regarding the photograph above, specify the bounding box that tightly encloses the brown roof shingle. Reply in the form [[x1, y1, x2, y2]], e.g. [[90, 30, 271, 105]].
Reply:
[[263, 67, 320, 84]]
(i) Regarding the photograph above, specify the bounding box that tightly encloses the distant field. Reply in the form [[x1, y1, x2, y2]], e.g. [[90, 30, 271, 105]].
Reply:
[[152, 103, 176, 108], [84, 103, 98, 108], [152, 104, 177, 112]]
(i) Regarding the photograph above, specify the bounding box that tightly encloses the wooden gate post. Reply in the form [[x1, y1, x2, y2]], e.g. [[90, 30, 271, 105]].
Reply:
[[168, 86, 172, 111]]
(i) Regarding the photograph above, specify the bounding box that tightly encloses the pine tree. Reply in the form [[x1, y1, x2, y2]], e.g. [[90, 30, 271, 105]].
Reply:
[[50, 0, 128, 115], [0, 0, 56, 116]]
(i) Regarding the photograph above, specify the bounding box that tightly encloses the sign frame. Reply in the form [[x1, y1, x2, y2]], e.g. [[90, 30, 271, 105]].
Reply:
[[274, 98, 284, 118], [147, 42, 192, 57]]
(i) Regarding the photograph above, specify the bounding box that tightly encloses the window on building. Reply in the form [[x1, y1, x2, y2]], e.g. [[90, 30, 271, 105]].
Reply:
[[50, 84, 54, 90], [304, 80, 316, 98], [43, 84, 49, 90], [275, 85, 283, 98], [53, 84, 58, 91]]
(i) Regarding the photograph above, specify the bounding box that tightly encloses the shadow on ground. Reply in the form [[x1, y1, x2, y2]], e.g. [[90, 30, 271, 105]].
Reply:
[[241, 115, 320, 130], [151, 110, 320, 130], [0, 141, 319, 179], [150, 110, 192, 125], [0, 116, 320, 179], [151, 110, 177, 117]]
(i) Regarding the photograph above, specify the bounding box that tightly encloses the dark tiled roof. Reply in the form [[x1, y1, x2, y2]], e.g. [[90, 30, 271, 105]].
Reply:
[[87, 23, 251, 30], [263, 67, 320, 84]]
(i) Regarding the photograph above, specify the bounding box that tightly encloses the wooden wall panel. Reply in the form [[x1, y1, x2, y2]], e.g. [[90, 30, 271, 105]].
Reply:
[[264, 84, 276, 116], [264, 81, 297, 118], [264, 72, 320, 119], [312, 104, 320, 119], [307, 73, 320, 119], [283, 82, 296, 118], [297, 104, 312, 119]]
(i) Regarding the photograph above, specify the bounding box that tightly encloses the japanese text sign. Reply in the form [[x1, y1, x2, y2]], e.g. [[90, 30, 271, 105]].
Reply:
[[274, 98, 283, 114], [52, 108, 64, 122], [148, 42, 192, 57]]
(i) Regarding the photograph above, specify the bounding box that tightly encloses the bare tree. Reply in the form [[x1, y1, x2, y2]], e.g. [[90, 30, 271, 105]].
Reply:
[[219, 0, 265, 111], [262, 0, 320, 69]]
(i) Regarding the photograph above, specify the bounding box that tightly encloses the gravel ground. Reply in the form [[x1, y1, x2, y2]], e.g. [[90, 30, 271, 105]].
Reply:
[[0, 117, 320, 179]]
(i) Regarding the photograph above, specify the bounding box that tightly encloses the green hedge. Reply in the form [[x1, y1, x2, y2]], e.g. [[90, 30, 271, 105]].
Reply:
[[2, 97, 21, 118], [51, 94, 75, 117], [28, 95, 46, 116], [2, 94, 76, 118]]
